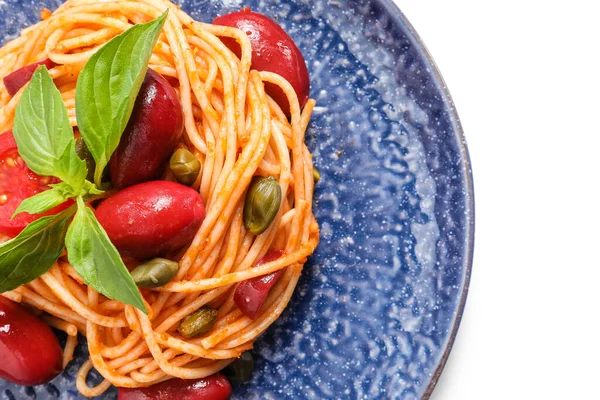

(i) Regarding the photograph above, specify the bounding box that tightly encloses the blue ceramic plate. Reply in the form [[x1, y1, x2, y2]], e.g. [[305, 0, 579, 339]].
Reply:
[[0, 0, 473, 399]]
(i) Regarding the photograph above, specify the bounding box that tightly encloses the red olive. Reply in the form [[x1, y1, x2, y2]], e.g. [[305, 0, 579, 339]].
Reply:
[[234, 250, 285, 319], [109, 69, 184, 189], [213, 9, 310, 114], [117, 373, 232, 400], [3, 59, 56, 96], [0, 297, 63, 386], [95, 181, 205, 260]]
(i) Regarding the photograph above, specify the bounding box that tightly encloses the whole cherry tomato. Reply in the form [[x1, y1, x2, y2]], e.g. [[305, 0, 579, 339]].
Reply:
[[234, 250, 285, 319], [95, 180, 205, 260], [3, 59, 56, 96], [117, 373, 232, 400], [109, 69, 184, 189], [0, 297, 63, 386], [0, 131, 71, 237], [213, 9, 310, 114]]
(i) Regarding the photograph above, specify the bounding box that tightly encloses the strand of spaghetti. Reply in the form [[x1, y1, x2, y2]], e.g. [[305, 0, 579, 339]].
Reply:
[[259, 71, 305, 202], [158, 240, 316, 293], [111, 326, 124, 345], [76, 360, 114, 397], [86, 308, 145, 387], [136, 307, 232, 379], [176, 76, 267, 278], [199, 120, 217, 201], [185, 35, 237, 204], [189, 74, 272, 277], [217, 265, 302, 349], [106, 341, 150, 370], [0, 291, 22, 303], [138, 350, 196, 375], [40, 273, 129, 328], [51, 265, 89, 305], [59, 261, 85, 284], [63, 334, 78, 368], [212, 203, 243, 277], [19, 286, 87, 326], [58, 27, 118, 52], [42, 314, 78, 336], [98, 300, 126, 313], [154, 286, 227, 333], [200, 314, 252, 349], [152, 331, 250, 359], [117, 357, 152, 375], [129, 354, 198, 382], [27, 277, 60, 303], [170, 7, 251, 142], [100, 331, 142, 358]]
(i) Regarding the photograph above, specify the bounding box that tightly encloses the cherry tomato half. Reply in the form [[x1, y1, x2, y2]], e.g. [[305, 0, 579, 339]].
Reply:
[[3, 59, 56, 96], [234, 250, 285, 319], [0, 296, 63, 386], [213, 9, 310, 114], [117, 373, 232, 400], [0, 131, 71, 237]]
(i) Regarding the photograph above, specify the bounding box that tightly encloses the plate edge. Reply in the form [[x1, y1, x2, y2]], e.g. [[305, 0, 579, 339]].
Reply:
[[374, 1, 475, 398]]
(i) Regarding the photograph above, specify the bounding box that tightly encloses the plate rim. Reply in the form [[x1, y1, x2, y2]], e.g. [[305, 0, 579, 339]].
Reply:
[[375, 1, 475, 398]]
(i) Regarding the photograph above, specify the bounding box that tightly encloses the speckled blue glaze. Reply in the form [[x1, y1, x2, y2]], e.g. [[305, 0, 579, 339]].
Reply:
[[0, 0, 473, 399]]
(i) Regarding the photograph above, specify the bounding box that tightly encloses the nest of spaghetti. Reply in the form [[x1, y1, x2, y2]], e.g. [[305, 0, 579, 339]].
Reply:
[[0, 0, 319, 396]]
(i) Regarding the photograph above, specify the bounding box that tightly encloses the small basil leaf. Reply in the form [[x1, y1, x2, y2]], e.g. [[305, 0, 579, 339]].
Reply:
[[82, 180, 105, 197], [0, 206, 75, 292], [12, 182, 74, 217], [76, 12, 167, 186], [66, 197, 147, 313], [13, 66, 86, 191]]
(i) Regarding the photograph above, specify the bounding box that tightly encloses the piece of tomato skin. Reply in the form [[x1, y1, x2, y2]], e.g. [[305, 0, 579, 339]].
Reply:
[[0, 131, 71, 237]]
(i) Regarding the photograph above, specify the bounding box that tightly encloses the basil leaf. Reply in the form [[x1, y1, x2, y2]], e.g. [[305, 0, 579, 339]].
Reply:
[[13, 66, 86, 191], [0, 207, 75, 292], [12, 182, 74, 217], [76, 12, 167, 186], [66, 197, 147, 313]]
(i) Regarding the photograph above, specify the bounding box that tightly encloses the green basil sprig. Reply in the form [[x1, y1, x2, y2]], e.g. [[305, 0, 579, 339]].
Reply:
[[13, 67, 86, 192], [76, 11, 167, 187], [0, 12, 168, 313], [0, 207, 74, 291]]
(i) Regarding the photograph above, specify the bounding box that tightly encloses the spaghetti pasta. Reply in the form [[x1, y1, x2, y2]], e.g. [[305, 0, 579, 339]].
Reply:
[[0, 0, 319, 396]]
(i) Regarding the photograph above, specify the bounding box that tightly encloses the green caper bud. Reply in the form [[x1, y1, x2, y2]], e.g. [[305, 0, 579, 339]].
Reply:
[[177, 306, 218, 338], [224, 351, 255, 383], [243, 176, 282, 235], [170, 148, 201, 186], [75, 137, 96, 182], [312, 166, 320, 184], [130, 258, 179, 288]]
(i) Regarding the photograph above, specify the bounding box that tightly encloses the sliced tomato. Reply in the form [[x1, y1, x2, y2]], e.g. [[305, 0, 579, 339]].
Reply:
[[234, 249, 285, 319], [0, 131, 70, 237], [3, 59, 56, 96]]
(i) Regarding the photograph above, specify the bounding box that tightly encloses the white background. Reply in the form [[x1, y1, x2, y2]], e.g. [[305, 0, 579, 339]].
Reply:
[[394, 1, 600, 399]]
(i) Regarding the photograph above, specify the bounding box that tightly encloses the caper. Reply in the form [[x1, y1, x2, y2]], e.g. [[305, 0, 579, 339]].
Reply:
[[224, 351, 255, 383], [170, 148, 201, 186], [177, 306, 218, 338], [243, 176, 282, 235], [312, 166, 320, 184], [130, 258, 179, 288], [75, 137, 96, 182]]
